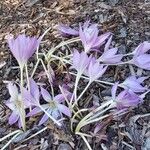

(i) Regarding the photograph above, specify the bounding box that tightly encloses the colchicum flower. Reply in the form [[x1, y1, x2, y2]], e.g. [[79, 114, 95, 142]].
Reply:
[[79, 21, 111, 53], [7, 34, 40, 67], [130, 41, 150, 70], [28, 87, 71, 125], [71, 50, 91, 75], [58, 24, 79, 36], [98, 35, 123, 64], [111, 83, 142, 109], [98, 48, 123, 64], [84, 58, 107, 82], [121, 76, 148, 93], [5, 83, 29, 128]]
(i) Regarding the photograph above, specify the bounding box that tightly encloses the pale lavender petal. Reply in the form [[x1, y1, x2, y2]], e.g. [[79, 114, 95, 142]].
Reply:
[[38, 113, 49, 125], [103, 48, 118, 57], [94, 123, 102, 134], [57, 104, 71, 117], [117, 90, 127, 100], [5, 101, 16, 111], [7, 36, 21, 63], [111, 82, 119, 100], [29, 78, 40, 101], [27, 107, 42, 117], [23, 87, 37, 106], [104, 35, 113, 51], [8, 112, 19, 125], [122, 76, 147, 92], [41, 87, 52, 102], [133, 41, 150, 55], [137, 76, 149, 83], [18, 118, 22, 128], [71, 49, 80, 69], [99, 48, 123, 64], [58, 24, 79, 36], [133, 54, 150, 70], [7, 82, 18, 101], [54, 94, 65, 103], [93, 32, 111, 48]]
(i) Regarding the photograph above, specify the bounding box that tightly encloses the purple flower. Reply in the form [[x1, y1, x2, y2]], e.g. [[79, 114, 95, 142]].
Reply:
[[84, 58, 107, 82], [130, 41, 150, 70], [98, 36, 123, 64], [5, 83, 29, 128], [79, 21, 111, 53], [7, 34, 40, 67], [121, 76, 148, 93], [28, 87, 71, 125], [58, 24, 79, 36], [111, 83, 142, 109], [98, 48, 123, 64], [71, 50, 91, 75]]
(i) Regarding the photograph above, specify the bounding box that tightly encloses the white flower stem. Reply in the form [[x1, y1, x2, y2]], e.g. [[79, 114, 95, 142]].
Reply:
[[46, 37, 80, 61], [51, 54, 71, 64], [31, 59, 40, 78], [140, 89, 150, 98], [104, 61, 131, 66], [86, 104, 113, 121], [76, 133, 92, 150], [39, 105, 61, 126], [69, 72, 119, 86], [122, 52, 134, 57], [72, 81, 91, 107], [75, 100, 113, 132], [70, 73, 81, 106], [25, 64, 30, 90], [20, 65, 26, 131]]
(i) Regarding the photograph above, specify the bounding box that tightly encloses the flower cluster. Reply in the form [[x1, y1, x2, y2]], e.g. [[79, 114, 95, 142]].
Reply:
[[5, 20, 149, 141], [6, 79, 71, 128]]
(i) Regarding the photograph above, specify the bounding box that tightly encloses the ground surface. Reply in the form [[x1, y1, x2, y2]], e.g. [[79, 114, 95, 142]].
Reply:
[[0, 0, 150, 150]]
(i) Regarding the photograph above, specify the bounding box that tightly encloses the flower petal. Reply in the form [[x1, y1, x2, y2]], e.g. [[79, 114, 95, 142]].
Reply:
[[8, 112, 19, 125], [111, 82, 119, 100], [57, 104, 71, 117], [27, 107, 42, 117], [38, 114, 49, 125], [41, 87, 52, 102], [29, 78, 40, 101], [7, 82, 18, 101]]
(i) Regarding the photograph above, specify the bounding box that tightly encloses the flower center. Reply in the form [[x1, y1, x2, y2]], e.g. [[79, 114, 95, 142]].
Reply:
[[49, 101, 57, 109]]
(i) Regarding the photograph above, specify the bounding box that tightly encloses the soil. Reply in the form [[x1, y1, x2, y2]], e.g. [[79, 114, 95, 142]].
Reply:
[[0, 0, 150, 150]]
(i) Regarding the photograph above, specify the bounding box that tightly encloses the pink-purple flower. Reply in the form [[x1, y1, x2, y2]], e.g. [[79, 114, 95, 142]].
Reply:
[[79, 21, 111, 53], [28, 87, 71, 125], [5, 83, 29, 128], [121, 76, 148, 93], [111, 83, 142, 109], [130, 41, 150, 70], [7, 34, 40, 67], [98, 47, 123, 64], [71, 50, 91, 75], [84, 58, 107, 82], [98, 35, 123, 64]]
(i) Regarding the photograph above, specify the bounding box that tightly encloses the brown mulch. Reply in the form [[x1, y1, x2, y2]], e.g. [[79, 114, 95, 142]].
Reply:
[[0, 0, 150, 149]]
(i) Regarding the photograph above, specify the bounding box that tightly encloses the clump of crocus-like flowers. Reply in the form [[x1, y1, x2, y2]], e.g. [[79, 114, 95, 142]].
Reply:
[[3, 21, 150, 150]]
